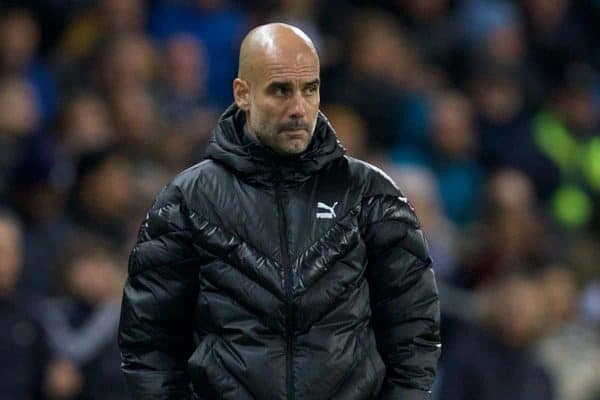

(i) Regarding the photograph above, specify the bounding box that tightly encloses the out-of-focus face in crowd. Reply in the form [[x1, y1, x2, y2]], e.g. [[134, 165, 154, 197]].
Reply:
[[480, 265, 578, 348], [100, 0, 145, 33], [431, 90, 476, 159], [523, 0, 570, 32], [66, 251, 121, 305], [78, 152, 133, 222], [470, 71, 524, 124], [0, 9, 38, 73], [485, 20, 525, 67], [539, 265, 577, 327], [322, 104, 368, 159], [349, 11, 415, 87], [110, 86, 159, 152], [0, 213, 22, 297], [0, 78, 39, 137], [278, 0, 317, 19], [163, 34, 207, 99], [484, 274, 547, 347], [61, 94, 114, 155], [486, 169, 540, 257], [401, 0, 450, 22], [101, 34, 156, 93], [555, 64, 599, 134]]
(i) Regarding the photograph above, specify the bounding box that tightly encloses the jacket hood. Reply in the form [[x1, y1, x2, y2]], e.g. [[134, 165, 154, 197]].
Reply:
[[205, 103, 345, 185]]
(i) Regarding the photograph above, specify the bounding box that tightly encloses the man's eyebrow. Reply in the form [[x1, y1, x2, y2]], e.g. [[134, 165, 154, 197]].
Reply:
[[266, 80, 293, 87], [266, 79, 320, 87]]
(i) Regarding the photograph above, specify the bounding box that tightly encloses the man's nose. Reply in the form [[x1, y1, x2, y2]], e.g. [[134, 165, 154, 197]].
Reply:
[[289, 91, 307, 119]]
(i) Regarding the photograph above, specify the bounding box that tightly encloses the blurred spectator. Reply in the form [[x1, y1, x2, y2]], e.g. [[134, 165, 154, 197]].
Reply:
[[149, 0, 248, 106], [58, 0, 146, 60], [109, 85, 163, 158], [394, 90, 485, 225], [0, 209, 45, 399], [464, 1, 525, 65], [0, 76, 40, 194], [53, 0, 147, 93], [321, 103, 381, 165], [522, 0, 590, 87], [395, 0, 463, 78], [9, 137, 70, 302], [155, 33, 218, 161], [324, 8, 433, 152], [468, 68, 527, 163], [262, 0, 323, 54], [535, 266, 600, 400], [461, 0, 545, 103], [37, 235, 127, 400], [66, 148, 134, 252], [0, 8, 57, 123], [440, 272, 554, 400], [57, 92, 115, 162], [158, 34, 212, 122], [530, 63, 600, 229], [99, 33, 157, 94], [459, 169, 554, 288], [467, 67, 561, 200]]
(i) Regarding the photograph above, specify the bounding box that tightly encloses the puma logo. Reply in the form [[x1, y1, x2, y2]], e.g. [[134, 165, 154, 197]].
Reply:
[[316, 202, 338, 219]]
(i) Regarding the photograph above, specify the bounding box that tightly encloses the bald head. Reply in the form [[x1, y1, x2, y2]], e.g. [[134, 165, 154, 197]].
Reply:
[[238, 23, 319, 83]]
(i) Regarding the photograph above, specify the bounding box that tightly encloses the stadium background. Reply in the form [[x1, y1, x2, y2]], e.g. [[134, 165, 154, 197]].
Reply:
[[0, 0, 598, 399]]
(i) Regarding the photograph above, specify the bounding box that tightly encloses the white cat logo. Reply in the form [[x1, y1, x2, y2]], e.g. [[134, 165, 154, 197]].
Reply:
[[316, 201, 338, 219]]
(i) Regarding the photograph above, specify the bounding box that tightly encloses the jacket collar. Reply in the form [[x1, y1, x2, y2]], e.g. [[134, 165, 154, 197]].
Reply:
[[205, 103, 345, 186]]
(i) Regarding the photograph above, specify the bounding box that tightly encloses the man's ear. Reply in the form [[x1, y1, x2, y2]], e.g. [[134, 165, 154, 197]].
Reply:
[[233, 78, 250, 111]]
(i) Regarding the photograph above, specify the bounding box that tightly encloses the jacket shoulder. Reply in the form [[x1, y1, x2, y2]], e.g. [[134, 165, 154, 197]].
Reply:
[[145, 160, 223, 211], [164, 159, 235, 224], [344, 156, 401, 199], [171, 159, 227, 187], [130, 160, 222, 276], [168, 159, 231, 201]]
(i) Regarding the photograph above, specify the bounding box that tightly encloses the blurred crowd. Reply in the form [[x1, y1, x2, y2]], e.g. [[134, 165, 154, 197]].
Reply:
[[0, 0, 598, 399]]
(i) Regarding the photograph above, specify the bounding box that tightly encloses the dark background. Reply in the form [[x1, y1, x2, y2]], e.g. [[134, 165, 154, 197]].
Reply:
[[0, 1, 598, 399]]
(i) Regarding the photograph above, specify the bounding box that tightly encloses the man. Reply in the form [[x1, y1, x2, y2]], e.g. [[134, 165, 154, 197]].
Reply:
[[119, 23, 440, 400]]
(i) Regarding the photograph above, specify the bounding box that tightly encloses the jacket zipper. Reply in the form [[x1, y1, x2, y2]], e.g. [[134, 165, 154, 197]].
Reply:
[[275, 182, 294, 400]]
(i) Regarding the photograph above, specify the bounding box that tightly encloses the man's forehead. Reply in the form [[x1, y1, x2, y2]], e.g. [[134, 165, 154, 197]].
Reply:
[[259, 49, 319, 82], [262, 62, 318, 82]]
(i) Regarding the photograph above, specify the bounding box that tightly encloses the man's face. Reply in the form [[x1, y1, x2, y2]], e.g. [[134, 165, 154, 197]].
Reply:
[[239, 49, 320, 156]]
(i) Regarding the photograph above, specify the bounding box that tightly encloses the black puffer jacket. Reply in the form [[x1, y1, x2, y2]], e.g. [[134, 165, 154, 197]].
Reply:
[[118, 105, 441, 400]]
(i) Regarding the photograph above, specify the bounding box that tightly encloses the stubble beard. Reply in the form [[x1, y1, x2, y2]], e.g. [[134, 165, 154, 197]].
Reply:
[[251, 117, 314, 156]]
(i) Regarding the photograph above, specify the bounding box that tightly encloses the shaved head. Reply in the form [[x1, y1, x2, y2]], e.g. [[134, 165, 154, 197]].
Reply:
[[233, 23, 321, 156], [238, 23, 318, 82]]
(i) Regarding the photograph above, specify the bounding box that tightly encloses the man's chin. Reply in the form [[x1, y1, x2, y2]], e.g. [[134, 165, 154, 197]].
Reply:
[[276, 138, 310, 156]]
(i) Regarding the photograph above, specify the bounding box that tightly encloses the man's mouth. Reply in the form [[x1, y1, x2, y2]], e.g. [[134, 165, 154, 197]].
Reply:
[[279, 126, 309, 134]]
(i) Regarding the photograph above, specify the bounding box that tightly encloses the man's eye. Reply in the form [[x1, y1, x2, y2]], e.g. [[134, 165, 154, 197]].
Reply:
[[305, 85, 318, 95], [273, 87, 289, 96]]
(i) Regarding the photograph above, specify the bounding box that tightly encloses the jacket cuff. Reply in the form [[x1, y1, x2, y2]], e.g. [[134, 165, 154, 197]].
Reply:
[[377, 385, 432, 400]]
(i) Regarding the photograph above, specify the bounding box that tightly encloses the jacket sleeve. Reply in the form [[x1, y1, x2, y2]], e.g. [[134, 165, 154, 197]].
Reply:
[[362, 194, 441, 400], [118, 184, 202, 399]]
